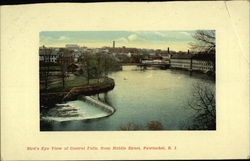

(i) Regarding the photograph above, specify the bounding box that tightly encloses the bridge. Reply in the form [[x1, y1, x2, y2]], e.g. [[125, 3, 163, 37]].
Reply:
[[137, 60, 170, 69]]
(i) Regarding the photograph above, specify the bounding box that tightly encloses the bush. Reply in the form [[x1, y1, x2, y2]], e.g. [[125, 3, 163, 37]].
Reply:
[[147, 121, 163, 130], [120, 123, 139, 130]]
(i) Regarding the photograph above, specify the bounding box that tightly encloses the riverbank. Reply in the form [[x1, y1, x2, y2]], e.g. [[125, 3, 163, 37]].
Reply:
[[40, 77, 115, 108], [129, 64, 215, 80]]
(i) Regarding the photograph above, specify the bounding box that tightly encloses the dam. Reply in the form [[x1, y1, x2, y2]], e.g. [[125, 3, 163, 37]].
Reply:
[[41, 95, 115, 122]]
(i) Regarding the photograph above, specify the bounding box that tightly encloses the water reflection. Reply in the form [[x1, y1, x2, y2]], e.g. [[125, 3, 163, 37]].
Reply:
[[41, 66, 215, 131]]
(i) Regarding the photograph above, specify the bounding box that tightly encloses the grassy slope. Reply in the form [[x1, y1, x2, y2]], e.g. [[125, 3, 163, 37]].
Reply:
[[40, 76, 114, 93]]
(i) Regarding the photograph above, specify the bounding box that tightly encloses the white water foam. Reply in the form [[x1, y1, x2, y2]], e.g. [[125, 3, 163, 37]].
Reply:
[[42, 100, 113, 122]]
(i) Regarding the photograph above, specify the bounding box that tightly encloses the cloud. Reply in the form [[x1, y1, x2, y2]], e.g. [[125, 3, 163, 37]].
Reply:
[[128, 34, 138, 41], [116, 37, 128, 43], [117, 34, 140, 42], [179, 32, 191, 36], [58, 36, 68, 40], [154, 31, 167, 37], [133, 31, 167, 38]]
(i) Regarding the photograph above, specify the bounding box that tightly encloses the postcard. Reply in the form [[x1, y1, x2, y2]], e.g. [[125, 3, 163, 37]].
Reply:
[[1, 1, 249, 160]]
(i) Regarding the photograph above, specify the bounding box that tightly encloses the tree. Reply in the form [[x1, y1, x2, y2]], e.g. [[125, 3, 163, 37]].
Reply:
[[81, 53, 92, 85], [186, 82, 216, 130], [81, 53, 99, 84], [190, 30, 216, 74], [103, 54, 108, 77], [81, 52, 122, 85], [60, 63, 67, 88], [95, 53, 106, 82], [40, 46, 52, 91], [190, 30, 215, 54], [43, 56, 50, 90]]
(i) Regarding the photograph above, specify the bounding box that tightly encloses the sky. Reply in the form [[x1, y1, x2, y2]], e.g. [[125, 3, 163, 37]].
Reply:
[[40, 31, 197, 51]]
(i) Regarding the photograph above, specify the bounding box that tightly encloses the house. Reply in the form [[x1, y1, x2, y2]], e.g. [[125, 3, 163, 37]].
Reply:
[[67, 63, 83, 75], [67, 63, 79, 72], [39, 46, 59, 63], [57, 50, 74, 65]]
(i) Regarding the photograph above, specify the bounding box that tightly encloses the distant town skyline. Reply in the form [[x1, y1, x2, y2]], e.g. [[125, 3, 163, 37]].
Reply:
[[40, 31, 196, 51]]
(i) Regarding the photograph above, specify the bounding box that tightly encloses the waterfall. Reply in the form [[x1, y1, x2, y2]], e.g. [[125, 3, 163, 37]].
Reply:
[[80, 96, 115, 114]]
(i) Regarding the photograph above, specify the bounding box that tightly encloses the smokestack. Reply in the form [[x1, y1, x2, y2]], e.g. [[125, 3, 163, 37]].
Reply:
[[188, 49, 190, 54], [113, 41, 115, 48], [167, 47, 170, 54]]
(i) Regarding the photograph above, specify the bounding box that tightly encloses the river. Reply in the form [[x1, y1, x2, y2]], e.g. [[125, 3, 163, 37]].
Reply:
[[40, 66, 215, 131]]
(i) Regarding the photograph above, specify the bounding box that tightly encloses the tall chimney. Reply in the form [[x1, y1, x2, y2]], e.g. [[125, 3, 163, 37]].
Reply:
[[113, 41, 115, 48], [167, 47, 170, 54]]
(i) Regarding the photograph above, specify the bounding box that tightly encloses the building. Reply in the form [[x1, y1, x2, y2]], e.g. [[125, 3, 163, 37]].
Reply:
[[109, 47, 138, 54], [72, 51, 82, 62], [67, 63, 81, 73], [170, 53, 215, 73], [57, 50, 74, 65], [191, 54, 215, 72], [39, 46, 59, 63], [141, 55, 164, 64], [65, 44, 80, 51], [141, 59, 163, 64], [170, 54, 193, 70]]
